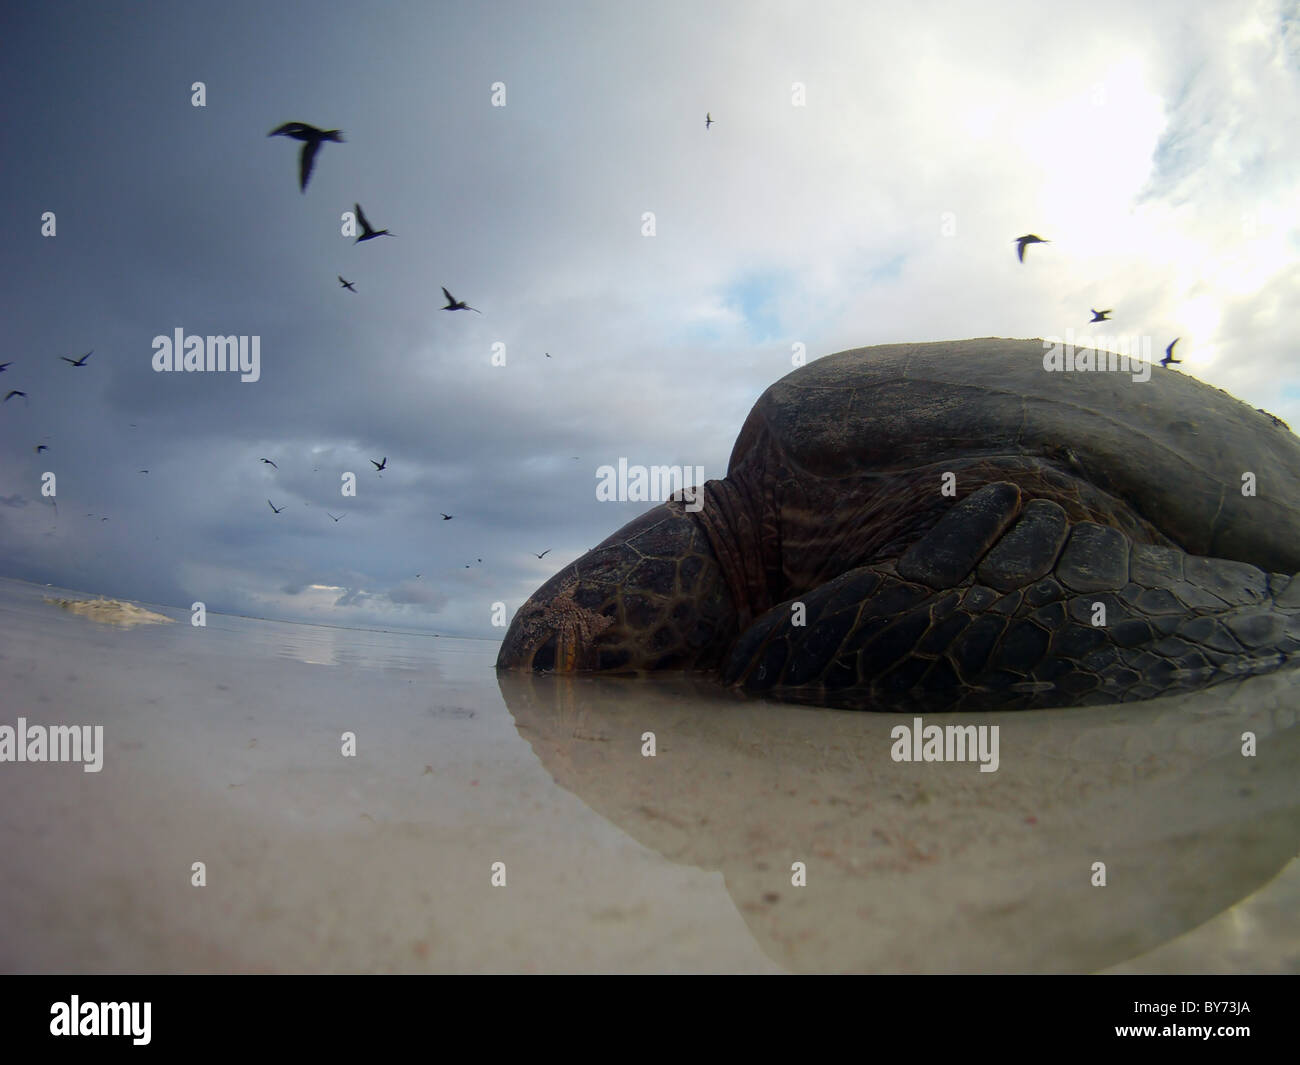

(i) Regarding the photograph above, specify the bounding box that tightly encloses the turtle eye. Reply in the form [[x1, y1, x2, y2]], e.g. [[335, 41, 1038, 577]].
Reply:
[[531, 634, 557, 672]]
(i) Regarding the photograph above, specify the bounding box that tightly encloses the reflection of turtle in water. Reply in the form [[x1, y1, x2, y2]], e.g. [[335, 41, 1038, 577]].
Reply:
[[497, 339, 1300, 711]]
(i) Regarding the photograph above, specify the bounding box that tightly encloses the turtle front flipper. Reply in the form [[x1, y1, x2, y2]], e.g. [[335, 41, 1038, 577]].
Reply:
[[723, 482, 1300, 711]]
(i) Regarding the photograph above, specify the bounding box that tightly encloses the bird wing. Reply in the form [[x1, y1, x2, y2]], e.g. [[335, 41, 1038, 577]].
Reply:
[[355, 203, 371, 232], [268, 122, 307, 137], [299, 140, 321, 191], [441, 287, 455, 304], [61, 356, 75, 363], [1016, 240, 1026, 262], [267, 500, 276, 511]]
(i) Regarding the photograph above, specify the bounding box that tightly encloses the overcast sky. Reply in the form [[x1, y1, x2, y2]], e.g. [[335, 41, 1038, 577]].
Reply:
[[2, 0, 1297, 638]]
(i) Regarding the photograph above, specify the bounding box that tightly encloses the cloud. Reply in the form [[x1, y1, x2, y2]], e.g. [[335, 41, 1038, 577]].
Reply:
[[2, 0, 1297, 636]]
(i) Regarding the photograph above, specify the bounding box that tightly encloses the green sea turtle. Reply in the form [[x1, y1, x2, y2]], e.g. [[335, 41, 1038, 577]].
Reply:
[[497, 339, 1300, 710]]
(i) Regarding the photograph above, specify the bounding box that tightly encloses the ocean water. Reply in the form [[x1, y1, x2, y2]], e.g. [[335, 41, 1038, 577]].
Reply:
[[0, 575, 1296, 973]]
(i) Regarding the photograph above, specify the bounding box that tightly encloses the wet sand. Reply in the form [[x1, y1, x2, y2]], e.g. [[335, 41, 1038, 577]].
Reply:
[[0, 576, 1296, 973]]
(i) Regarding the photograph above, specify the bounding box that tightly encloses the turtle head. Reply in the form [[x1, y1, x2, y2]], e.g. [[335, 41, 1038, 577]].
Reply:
[[496, 501, 739, 674]]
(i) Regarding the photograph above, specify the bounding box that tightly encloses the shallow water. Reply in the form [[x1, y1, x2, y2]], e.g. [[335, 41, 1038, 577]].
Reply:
[[0, 576, 1296, 973]]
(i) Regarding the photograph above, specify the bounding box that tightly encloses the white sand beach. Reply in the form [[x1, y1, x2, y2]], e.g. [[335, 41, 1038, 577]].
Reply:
[[0, 575, 1296, 973]]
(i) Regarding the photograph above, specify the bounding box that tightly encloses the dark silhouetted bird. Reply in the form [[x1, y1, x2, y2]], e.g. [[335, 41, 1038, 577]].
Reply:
[[327, 512, 344, 522], [139, 469, 148, 473], [1089, 309, 1112, 322], [60, 351, 92, 366], [533, 549, 551, 559], [267, 499, 285, 514], [1161, 338, 1181, 368], [441, 513, 453, 520], [0, 362, 11, 372], [260, 458, 278, 469], [4, 390, 26, 402], [705, 112, 714, 129], [34, 444, 48, 453], [371, 457, 387, 471], [441, 287, 481, 314], [338, 276, 357, 292], [268, 122, 343, 192], [354, 203, 391, 243], [1014, 234, 1050, 262]]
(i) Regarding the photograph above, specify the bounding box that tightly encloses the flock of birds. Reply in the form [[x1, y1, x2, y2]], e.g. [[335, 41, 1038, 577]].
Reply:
[[1, 350, 93, 406], [261, 120, 557, 568], [1012, 234, 1182, 368], [10, 106, 1284, 610], [268, 121, 484, 314], [4, 115, 564, 575]]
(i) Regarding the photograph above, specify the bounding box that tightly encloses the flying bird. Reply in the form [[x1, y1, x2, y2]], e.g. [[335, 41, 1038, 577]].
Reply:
[[1089, 309, 1112, 322], [139, 469, 148, 474], [267, 499, 285, 514], [327, 512, 345, 522], [440, 287, 481, 314], [34, 444, 48, 453], [354, 203, 391, 243], [371, 457, 387, 471], [267, 122, 344, 192], [441, 513, 453, 520], [60, 351, 92, 366], [533, 549, 551, 560], [705, 112, 714, 129], [0, 362, 11, 372], [260, 458, 278, 469], [4, 390, 26, 402], [338, 276, 357, 293], [1161, 338, 1181, 368], [1014, 234, 1050, 262]]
